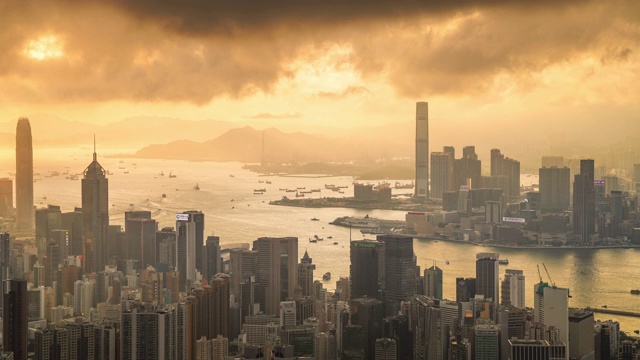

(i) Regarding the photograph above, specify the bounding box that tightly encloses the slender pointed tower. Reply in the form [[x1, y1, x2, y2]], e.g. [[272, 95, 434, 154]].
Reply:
[[82, 136, 109, 273], [16, 117, 34, 231]]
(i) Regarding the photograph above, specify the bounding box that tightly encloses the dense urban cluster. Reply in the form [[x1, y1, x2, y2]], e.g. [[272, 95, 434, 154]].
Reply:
[[0, 114, 638, 360]]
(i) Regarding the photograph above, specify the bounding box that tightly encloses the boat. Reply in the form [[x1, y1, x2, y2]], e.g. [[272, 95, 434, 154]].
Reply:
[[162, 194, 166, 198], [499, 259, 509, 265], [333, 242, 338, 245], [169, 172, 176, 178], [194, 183, 200, 190], [311, 218, 319, 221], [309, 238, 317, 243], [266, 181, 272, 184], [635, 330, 639, 334], [314, 235, 323, 241], [445, 260, 450, 265], [323, 272, 331, 281], [255, 188, 266, 192], [296, 192, 305, 197], [229, 174, 235, 177], [631, 289, 640, 295], [327, 236, 333, 239], [159, 171, 165, 176], [124, 171, 129, 174], [258, 180, 264, 183], [254, 190, 264, 195]]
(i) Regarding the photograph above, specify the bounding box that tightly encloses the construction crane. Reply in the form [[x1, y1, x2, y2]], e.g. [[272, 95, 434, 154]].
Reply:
[[542, 263, 556, 287], [536, 264, 543, 284]]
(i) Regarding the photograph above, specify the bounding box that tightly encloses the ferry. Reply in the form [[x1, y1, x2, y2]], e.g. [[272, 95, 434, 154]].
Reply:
[[169, 172, 176, 178], [631, 289, 640, 295], [323, 272, 331, 281], [309, 238, 317, 243], [311, 218, 319, 221]]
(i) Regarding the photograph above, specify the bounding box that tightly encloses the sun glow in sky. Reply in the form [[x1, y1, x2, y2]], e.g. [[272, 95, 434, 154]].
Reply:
[[24, 35, 64, 61]]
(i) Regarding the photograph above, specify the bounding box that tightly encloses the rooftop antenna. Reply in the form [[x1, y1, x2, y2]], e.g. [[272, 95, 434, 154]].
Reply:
[[93, 134, 97, 161]]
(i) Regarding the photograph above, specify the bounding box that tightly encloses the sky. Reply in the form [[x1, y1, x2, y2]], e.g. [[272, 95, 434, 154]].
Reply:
[[2, 0, 640, 134]]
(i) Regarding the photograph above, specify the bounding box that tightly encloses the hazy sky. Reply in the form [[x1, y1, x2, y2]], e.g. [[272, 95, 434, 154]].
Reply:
[[2, 0, 640, 131]]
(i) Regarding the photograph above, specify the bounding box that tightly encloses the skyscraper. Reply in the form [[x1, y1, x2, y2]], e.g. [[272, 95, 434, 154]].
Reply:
[[474, 324, 500, 360], [378, 234, 415, 302], [3, 279, 28, 360], [350, 239, 385, 299], [15, 117, 34, 231], [203, 236, 222, 282], [297, 250, 315, 298], [252, 237, 298, 316], [573, 159, 595, 242], [125, 215, 157, 267], [539, 166, 570, 213], [176, 211, 204, 291], [476, 253, 500, 305], [430, 152, 450, 199], [534, 282, 570, 352], [424, 264, 443, 299], [82, 140, 109, 273], [415, 101, 429, 197], [455, 148, 482, 189], [500, 269, 525, 308], [491, 149, 521, 200], [0, 178, 13, 219]]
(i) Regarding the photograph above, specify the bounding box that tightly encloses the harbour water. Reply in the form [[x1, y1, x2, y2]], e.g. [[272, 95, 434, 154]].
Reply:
[[3, 152, 639, 332]]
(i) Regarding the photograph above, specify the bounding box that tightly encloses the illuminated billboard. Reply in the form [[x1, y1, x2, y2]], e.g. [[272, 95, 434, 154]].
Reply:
[[176, 213, 190, 222]]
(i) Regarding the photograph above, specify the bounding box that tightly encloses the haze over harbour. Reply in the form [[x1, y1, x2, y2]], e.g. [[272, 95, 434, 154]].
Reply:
[[3, 149, 638, 332]]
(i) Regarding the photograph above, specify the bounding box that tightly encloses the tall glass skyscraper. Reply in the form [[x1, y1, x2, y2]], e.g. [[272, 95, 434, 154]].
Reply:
[[415, 102, 429, 197], [15, 117, 33, 231], [82, 140, 109, 273]]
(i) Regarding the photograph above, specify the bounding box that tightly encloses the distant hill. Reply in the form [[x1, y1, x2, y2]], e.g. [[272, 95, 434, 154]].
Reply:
[[132, 126, 359, 162]]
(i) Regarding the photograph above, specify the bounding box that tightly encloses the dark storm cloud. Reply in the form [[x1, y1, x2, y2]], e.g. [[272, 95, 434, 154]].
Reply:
[[1, 0, 639, 104]]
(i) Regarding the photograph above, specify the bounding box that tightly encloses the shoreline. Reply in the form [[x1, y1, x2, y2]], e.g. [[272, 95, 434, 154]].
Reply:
[[413, 235, 640, 250]]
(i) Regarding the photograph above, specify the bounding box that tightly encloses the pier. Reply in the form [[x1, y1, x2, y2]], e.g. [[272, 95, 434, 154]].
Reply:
[[586, 307, 640, 318]]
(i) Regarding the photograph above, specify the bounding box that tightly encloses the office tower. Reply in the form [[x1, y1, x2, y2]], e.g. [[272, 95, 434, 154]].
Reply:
[[3, 279, 28, 360], [350, 239, 384, 299], [415, 101, 429, 197], [203, 236, 221, 282], [61, 209, 84, 257], [0, 233, 10, 312], [16, 117, 34, 231], [156, 227, 177, 268], [455, 149, 482, 189], [120, 303, 176, 360], [51, 229, 70, 260], [610, 191, 624, 237], [456, 277, 476, 303], [297, 250, 315, 298], [539, 167, 571, 212], [46, 240, 60, 287], [423, 264, 443, 299], [280, 300, 297, 329], [534, 283, 569, 351], [411, 295, 444, 360], [229, 248, 258, 299], [508, 339, 567, 359], [498, 306, 527, 360], [350, 297, 384, 360], [33, 261, 44, 287], [430, 152, 450, 199], [342, 325, 365, 359], [315, 331, 337, 360], [573, 159, 595, 242], [252, 237, 298, 316], [501, 269, 525, 308], [82, 141, 109, 273], [94, 322, 118, 360], [476, 253, 500, 304], [125, 216, 157, 266], [375, 338, 397, 360], [568, 309, 594, 360], [378, 235, 415, 302], [35, 205, 62, 256], [491, 149, 521, 200], [0, 178, 12, 218], [176, 211, 204, 291], [485, 201, 502, 224], [474, 324, 500, 360], [210, 273, 230, 338]]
